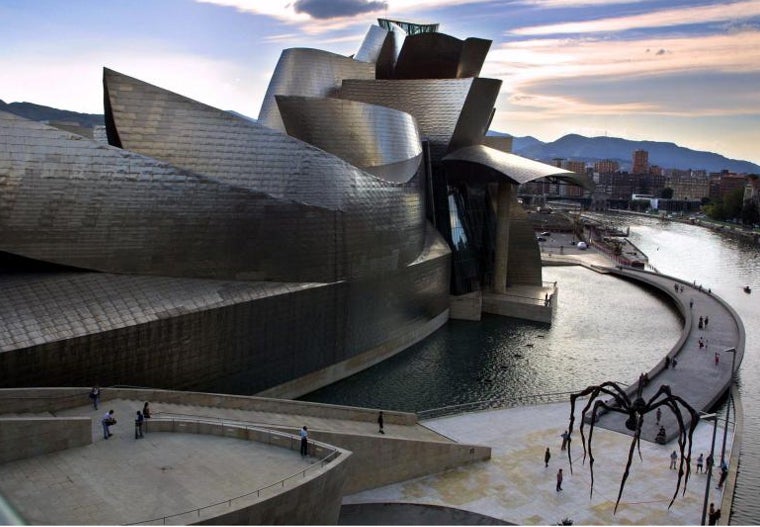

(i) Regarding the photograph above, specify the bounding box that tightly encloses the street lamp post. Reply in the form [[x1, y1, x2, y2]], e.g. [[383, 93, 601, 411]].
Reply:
[[721, 347, 737, 465], [701, 412, 718, 526]]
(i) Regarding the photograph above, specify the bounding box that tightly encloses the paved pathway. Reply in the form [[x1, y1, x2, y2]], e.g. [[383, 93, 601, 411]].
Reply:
[[592, 267, 743, 443], [347, 402, 734, 525]]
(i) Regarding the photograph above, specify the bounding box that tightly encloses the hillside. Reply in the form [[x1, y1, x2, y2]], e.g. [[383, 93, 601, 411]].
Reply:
[[0, 100, 104, 128], [492, 132, 760, 174]]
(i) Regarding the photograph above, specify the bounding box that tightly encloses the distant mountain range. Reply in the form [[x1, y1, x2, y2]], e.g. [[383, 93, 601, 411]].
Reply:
[[503, 132, 760, 174], [3, 100, 758, 174], [0, 100, 104, 129]]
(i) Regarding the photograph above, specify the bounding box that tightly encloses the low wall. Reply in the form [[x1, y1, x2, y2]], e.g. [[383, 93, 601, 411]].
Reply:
[[0, 417, 91, 463], [339, 502, 509, 525], [199, 460, 349, 525], [0, 388, 417, 426], [296, 428, 491, 495]]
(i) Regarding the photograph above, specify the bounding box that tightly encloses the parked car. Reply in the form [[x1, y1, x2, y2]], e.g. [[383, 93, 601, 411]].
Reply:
[[577, 242, 588, 250], [540, 231, 551, 236], [536, 236, 547, 242]]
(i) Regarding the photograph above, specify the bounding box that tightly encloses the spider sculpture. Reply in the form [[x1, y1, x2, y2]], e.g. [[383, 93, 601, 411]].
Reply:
[[567, 381, 700, 514]]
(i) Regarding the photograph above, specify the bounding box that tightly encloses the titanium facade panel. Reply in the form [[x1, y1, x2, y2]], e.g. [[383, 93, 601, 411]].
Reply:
[[339, 78, 474, 161], [257, 48, 375, 133], [276, 95, 422, 183], [0, 228, 449, 393], [393, 33, 491, 80], [102, 71, 429, 279]]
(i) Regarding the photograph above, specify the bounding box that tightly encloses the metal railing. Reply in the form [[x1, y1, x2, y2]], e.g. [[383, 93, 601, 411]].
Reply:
[[127, 416, 341, 525], [417, 389, 608, 421]]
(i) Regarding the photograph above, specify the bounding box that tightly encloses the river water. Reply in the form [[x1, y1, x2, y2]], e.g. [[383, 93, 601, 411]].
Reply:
[[301, 213, 760, 524]]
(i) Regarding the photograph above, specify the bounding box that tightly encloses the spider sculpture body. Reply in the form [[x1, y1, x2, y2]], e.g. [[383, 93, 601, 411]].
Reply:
[[567, 381, 700, 513]]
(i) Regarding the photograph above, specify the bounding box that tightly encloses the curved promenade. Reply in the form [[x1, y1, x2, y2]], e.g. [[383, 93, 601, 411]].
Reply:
[[347, 248, 744, 525], [595, 266, 744, 442]]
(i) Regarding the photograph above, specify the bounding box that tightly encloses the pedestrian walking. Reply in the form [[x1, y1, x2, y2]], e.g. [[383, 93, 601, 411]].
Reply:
[[690, 298, 694, 309], [665, 356, 671, 369], [672, 357, 678, 369], [696, 453, 704, 473], [670, 450, 678, 469], [656, 407, 662, 424], [680, 284, 684, 293], [142, 401, 152, 419], [718, 461, 728, 489], [698, 316, 704, 329], [89, 385, 100, 410], [705, 315, 709, 328], [715, 352, 720, 366], [706, 453, 714, 472], [378, 411, 385, 434], [101, 409, 116, 439], [699, 337, 704, 349], [300, 425, 309, 457], [135, 410, 144, 439], [708, 503, 717, 525], [544, 447, 551, 467], [560, 430, 569, 450], [556, 468, 563, 491]]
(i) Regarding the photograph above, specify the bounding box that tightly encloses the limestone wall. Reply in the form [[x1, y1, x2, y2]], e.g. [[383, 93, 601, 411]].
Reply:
[[306, 429, 491, 494], [0, 417, 91, 463]]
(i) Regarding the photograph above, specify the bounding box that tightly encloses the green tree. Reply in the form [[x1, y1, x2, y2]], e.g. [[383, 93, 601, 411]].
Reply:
[[741, 200, 760, 226], [724, 188, 745, 220]]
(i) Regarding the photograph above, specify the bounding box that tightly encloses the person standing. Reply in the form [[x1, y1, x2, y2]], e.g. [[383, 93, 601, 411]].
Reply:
[[142, 402, 152, 419], [89, 386, 100, 410], [378, 411, 385, 434], [300, 426, 309, 457], [135, 411, 144, 439], [696, 453, 704, 473], [670, 450, 678, 470], [544, 447, 551, 468], [706, 453, 714, 473], [714, 352, 720, 366], [705, 315, 709, 329], [556, 468, 563, 491], [560, 430, 569, 450], [656, 407, 662, 424], [102, 409, 116, 439]]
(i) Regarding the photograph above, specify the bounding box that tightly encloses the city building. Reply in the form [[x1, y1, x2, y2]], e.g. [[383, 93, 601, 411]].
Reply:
[[632, 149, 649, 175], [0, 19, 591, 396]]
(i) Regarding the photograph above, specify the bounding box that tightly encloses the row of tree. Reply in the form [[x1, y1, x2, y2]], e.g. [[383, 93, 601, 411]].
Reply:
[[702, 188, 760, 225]]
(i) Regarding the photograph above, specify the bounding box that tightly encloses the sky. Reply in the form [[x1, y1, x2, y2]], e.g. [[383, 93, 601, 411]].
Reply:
[[2, 0, 760, 166]]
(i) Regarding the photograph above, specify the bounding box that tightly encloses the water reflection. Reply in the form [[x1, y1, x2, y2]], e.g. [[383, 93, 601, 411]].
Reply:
[[302, 266, 680, 412]]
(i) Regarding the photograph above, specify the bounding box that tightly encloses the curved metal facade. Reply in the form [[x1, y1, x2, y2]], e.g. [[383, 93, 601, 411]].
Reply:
[[258, 48, 375, 133], [276, 95, 422, 183], [0, 16, 593, 394]]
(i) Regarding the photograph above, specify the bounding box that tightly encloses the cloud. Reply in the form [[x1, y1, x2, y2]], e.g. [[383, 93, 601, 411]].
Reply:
[[292, 0, 387, 19], [510, 0, 760, 36]]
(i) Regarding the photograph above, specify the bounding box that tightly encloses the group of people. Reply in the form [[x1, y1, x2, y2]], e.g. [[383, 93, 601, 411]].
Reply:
[[91, 387, 152, 440]]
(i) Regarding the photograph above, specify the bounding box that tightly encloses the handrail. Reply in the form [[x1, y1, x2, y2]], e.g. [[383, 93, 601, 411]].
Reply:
[[416, 386, 627, 421], [126, 417, 341, 525]]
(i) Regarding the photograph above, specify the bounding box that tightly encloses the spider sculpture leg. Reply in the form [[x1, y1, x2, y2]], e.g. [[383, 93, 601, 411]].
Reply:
[[654, 400, 699, 507], [613, 411, 644, 514], [584, 399, 620, 500], [569, 382, 631, 473]]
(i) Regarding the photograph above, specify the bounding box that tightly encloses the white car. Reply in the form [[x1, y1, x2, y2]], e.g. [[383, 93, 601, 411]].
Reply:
[[577, 241, 588, 250]]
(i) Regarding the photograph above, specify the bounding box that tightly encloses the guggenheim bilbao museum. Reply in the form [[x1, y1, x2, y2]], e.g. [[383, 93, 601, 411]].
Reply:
[[0, 19, 592, 397]]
